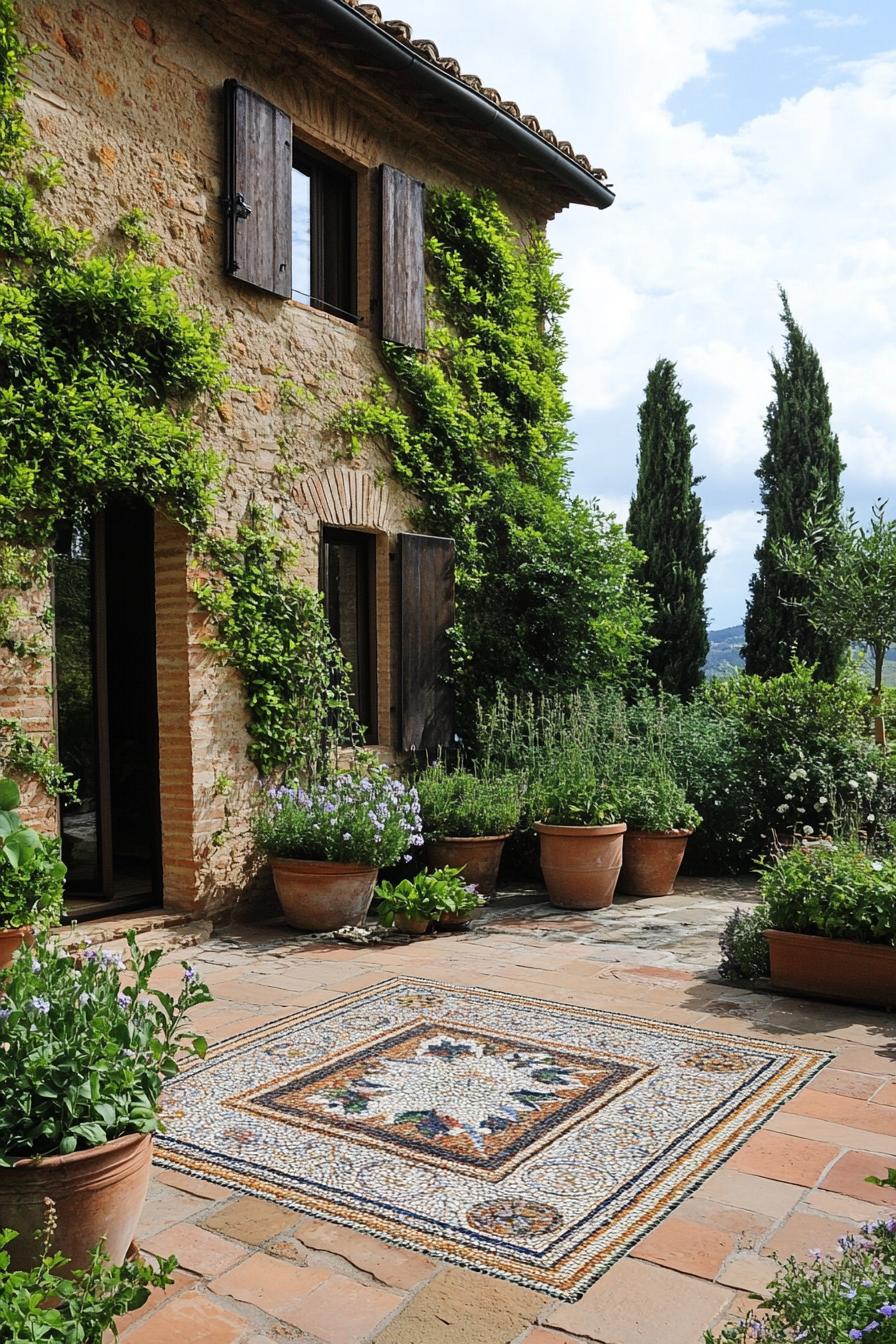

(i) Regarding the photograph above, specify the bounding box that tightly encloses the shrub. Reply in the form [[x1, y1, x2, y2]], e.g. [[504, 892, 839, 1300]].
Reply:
[[254, 769, 424, 868], [707, 1215, 896, 1342], [0, 777, 65, 930], [0, 931, 211, 1162], [619, 767, 701, 833], [719, 905, 771, 981], [759, 842, 896, 945], [374, 868, 482, 928], [415, 763, 522, 839]]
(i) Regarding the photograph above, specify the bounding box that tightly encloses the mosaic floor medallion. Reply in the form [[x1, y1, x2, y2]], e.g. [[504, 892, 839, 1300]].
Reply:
[[155, 977, 830, 1299]]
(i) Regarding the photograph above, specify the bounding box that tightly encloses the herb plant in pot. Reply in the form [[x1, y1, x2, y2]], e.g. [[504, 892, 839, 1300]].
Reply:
[[415, 764, 521, 897], [618, 770, 701, 897], [0, 778, 66, 969], [533, 768, 626, 910], [254, 768, 424, 932], [0, 931, 211, 1271]]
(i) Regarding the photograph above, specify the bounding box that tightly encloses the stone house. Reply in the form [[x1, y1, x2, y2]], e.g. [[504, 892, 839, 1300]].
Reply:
[[7, 0, 613, 921]]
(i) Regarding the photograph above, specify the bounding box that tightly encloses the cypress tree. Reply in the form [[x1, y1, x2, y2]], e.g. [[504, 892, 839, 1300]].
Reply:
[[628, 358, 712, 697], [742, 289, 845, 678]]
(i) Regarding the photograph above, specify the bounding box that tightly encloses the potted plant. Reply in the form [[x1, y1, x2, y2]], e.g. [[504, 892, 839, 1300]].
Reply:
[[760, 840, 896, 1008], [0, 931, 210, 1271], [254, 767, 424, 932], [618, 770, 701, 897], [0, 777, 66, 968], [374, 873, 439, 935], [532, 766, 626, 910], [415, 764, 521, 897]]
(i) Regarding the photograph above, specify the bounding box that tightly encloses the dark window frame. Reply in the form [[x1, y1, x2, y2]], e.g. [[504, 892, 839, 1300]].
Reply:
[[320, 526, 378, 743], [292, 141, 358, 323]]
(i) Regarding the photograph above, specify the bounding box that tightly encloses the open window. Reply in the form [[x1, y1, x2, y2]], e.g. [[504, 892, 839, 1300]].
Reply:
[[292, 144, 357, 321], [322, 527, 377, 742]]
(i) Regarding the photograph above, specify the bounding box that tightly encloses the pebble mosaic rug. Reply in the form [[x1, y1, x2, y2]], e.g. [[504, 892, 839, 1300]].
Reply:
[[155, 976, 831, 1299]]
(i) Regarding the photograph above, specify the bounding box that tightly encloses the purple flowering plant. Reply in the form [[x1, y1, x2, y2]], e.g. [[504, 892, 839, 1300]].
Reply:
[[254, 767, 424, 869], [707, 1216, 896, 1343], [0, 930, 211, 1164]]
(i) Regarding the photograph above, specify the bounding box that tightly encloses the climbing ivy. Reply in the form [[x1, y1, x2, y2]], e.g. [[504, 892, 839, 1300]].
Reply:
[[336, 188, 652, 724]]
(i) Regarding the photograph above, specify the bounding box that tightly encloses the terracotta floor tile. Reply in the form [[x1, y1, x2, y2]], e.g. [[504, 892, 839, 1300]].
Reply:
[[874, 1080, 896, 1107], [201, 1196, 299, 1245], [727, 1130, 840, 1187], [119, 1290, 249, 1343], [819, 1150, 896, 1205], [715, 1252, 778, 1294], [114, 1269, 197, 1332], [372, 1267, 546, 1344], [629, 1216, 738, 1278], [826, 1046, 896, 1076], [697, 1169, 805, 1218], [137, 1185, 216, 1239], [803, 1187, 894, 1222], [783, 1089, 896, 1137], [211, 1251, 331, 1321], [290, 1216, 435, 1288], [671, 1197, 773, 1247], [519, 1330, 585, 1344], [141, 1222, 248, 1277], [284, 1273, 403, 1344], [152, 1167, 227, 1201], [548, 1257, 733, 1343], [762, 1211, 856, 1262], [767, 1109, 896, 1158], [808, 1068, 884, 1101]]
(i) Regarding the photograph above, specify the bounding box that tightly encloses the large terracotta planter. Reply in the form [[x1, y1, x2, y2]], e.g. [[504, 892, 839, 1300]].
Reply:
[[425, 835, 510, 898], [765, 929, 896, 1009], [618, 829, 693, 898], [0, 923, 32, 970], [271, 857, 378, 932], [533, 822, 627, 910], [0, 1131, 153, 1272]]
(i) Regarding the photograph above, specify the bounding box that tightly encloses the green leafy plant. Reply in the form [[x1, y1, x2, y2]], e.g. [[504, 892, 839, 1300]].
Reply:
[[253, 769, 424, 869], [0, 777, 65, 929], [707, 1215, 896, 1343], [415, 762, 522, 838], [375, 867, 480, 928], [718, 904, 771, 981], [759, 842, 896, 946], [0, 930, 211, 1163], [0, 1215, 176, 1342], [619, 767, 701, 833]]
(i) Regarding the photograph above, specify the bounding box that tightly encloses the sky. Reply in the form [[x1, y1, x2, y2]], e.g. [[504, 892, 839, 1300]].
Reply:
[[390, 0, 896, 628]]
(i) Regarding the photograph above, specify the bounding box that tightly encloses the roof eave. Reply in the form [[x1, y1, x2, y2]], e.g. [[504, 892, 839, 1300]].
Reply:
[[299, 0, 615, 209]]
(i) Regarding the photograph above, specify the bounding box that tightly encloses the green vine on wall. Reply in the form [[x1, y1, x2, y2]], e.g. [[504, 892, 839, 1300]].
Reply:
[[336, 188, 652, 725], [0, 0, 354, 792]]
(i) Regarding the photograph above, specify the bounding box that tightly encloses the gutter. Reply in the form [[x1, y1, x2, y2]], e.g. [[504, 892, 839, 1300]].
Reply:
[[300, 0, 616, 209]]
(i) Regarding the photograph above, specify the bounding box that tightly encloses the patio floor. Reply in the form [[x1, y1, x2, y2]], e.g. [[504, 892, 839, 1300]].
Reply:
[[108, 882, 896, 1344]]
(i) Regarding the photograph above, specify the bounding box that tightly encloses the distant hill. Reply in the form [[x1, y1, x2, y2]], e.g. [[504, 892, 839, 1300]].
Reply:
[[704, 624, 896, 685]]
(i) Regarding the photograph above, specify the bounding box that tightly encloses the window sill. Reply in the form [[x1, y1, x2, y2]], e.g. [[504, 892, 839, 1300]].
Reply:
[[287, 297, 368, 335]]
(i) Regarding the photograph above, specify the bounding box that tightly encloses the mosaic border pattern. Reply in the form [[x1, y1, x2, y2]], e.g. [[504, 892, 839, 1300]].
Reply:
[[155, 976, 832, 1300]]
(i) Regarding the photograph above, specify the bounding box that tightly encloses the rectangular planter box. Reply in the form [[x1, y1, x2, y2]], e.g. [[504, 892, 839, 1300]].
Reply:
[[765, 929, 896, 1010]]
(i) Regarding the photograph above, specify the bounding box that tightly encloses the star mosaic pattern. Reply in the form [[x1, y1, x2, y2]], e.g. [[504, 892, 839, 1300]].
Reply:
[[155, 977, 830, 1299]]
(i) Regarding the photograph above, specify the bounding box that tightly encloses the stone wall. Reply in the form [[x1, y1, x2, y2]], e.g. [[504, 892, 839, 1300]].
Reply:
[[4, 0, 567, 919]]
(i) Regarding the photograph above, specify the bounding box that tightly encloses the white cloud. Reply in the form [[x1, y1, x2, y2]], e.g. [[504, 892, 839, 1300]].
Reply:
[[801, 8, 868, 29]]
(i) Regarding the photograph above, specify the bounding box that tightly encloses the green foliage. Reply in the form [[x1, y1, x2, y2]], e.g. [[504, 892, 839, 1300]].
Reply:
[[628, 358, 712, 697], [759, 842, 896, 946], [336, 189, 652, 722], [197, 509, 359, 781], [414, 762, 522, 838], [743, 288, 846, 679], [0, 1221, 176, 1343], [0, 775, 65, 929], [375, 867, 482, 927], [253, 769, 424, 868], [707, 1216, 896, 1343], [0, 930, 211, 1163], [619, 766, 701, 833], [117, 206, 160, 256], [718, 905, 771, 980], [0, 718, 76, 801]]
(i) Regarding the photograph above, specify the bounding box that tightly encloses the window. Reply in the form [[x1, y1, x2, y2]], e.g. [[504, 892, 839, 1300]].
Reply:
[[292, 144, 356, 321], [322, 528, 377, 741]]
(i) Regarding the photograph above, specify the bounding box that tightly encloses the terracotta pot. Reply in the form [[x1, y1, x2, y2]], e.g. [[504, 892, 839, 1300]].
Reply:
[[424, 835, 510, 898], [270, 857, 378, 932], [0, 1131, 153, 1272], [533, 822, 627, 909], [438, 908, 479, 931], [618, 829, 693, 897], [765, 929, 896, 1009], [394, 912, 430, 935], [0, 923, 32, 970]]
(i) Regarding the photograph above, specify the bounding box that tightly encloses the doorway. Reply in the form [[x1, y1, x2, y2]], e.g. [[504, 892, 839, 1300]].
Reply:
[[54, 499, 162, 917]]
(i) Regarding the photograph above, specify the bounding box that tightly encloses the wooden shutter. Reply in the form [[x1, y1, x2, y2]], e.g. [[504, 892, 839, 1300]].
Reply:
[[400, 533, 455, 754], [381, 165, 426, 350], [224, 80, 292, 297]]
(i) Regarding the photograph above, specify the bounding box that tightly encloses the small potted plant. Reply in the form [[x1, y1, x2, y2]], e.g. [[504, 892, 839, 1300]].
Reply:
[[254, 767, 424, 932], [532, 764, 626, 909], [760, 840, 896, 1008], [415, 764, 521, 897], [618, 768, 701, 897], [0, 931, 210, 1271], [0, 777, 66, 968], [374, 873, 439, 935]]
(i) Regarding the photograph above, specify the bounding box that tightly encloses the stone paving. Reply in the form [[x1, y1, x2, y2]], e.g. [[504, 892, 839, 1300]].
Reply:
[[101, 880, 895, 1344]]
